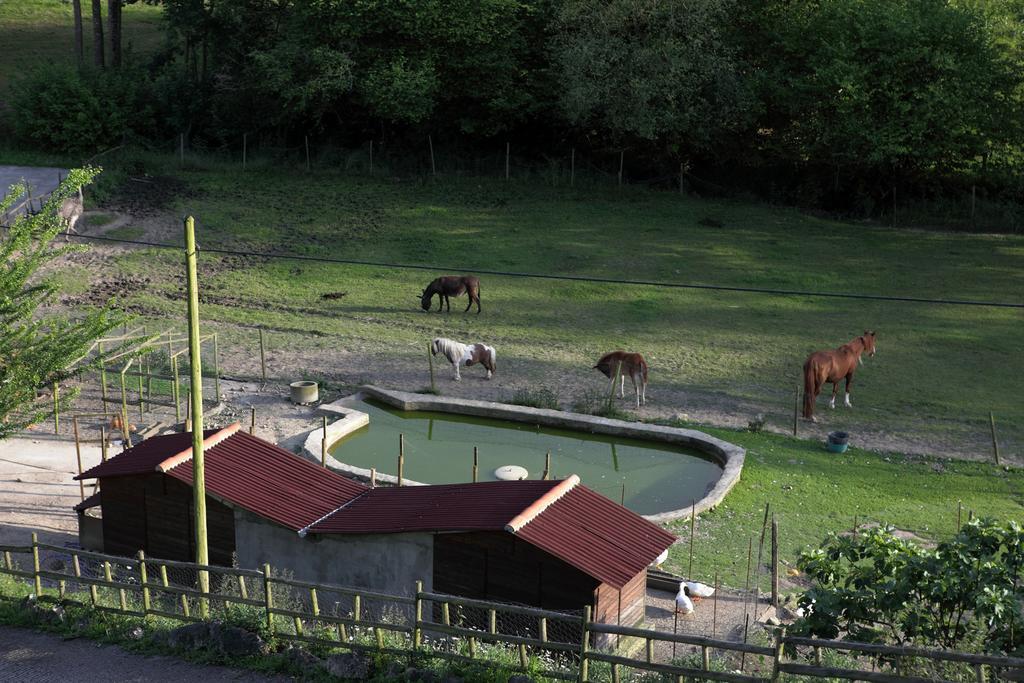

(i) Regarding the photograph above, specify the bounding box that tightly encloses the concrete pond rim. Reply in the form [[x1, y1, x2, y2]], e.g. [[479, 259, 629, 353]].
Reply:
[[301, 386, 745, 523]]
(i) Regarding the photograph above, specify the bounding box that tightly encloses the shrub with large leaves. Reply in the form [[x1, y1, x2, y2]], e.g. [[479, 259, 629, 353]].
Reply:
[[793, 520, 1023, 655]]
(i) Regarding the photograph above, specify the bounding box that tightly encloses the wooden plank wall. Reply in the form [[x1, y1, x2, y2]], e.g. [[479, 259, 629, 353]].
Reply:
[[100, 475, 148, 556], [434, 532, 598, 609], [100, 473, 236, 566]]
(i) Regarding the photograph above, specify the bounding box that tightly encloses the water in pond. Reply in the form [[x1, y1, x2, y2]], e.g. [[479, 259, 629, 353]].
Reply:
[[329, 400, 723, 516]]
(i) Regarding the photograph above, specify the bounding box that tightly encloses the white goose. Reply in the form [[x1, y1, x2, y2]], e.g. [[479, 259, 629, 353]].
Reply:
[[684, 580, 715, 599], [674, 583, 694, 614]]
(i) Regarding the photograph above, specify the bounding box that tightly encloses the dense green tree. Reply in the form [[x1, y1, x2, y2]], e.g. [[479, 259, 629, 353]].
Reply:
[[0, 169, 132, 439], [755, 0, 1021, 186], [550, 0, 751, 156]]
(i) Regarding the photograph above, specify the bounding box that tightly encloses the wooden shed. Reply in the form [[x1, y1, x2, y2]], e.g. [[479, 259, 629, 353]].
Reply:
[[75, 424, 675, 643]]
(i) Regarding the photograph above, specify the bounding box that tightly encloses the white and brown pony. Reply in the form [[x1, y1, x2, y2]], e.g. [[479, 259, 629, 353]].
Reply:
[[802, 331, 876, 421], [594, 351, 648, 408], [431, 337, 496, 381]]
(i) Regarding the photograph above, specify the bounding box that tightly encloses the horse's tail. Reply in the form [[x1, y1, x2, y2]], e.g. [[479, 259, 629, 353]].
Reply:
[[640, 357, 649, 385], [802, 358, 816, 419], [488, 345, 496, 373]]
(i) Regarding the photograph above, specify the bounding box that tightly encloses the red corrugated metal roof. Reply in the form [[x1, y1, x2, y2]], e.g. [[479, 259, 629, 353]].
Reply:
[[515, 486, 677, 588], [76, 431, 218, 480], [309, 480, 561, 534], [74, 491, 101, 512], [165, 431, 367, 531], [77, 429, 674, 586], [310, 478, 675, 588]]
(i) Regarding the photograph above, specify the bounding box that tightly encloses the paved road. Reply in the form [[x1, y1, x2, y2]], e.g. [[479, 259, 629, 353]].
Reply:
[[0, 626, 292, 682], [0, 166, 67, 219]]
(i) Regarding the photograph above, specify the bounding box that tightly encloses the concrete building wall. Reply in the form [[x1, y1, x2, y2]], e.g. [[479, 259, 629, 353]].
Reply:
[[233, 509, 433, 597]]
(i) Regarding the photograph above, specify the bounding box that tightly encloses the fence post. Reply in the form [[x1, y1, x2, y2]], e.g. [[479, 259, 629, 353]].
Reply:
[[250, 407, 256, 435], [688, 499, 696, 578], [990, 412, 1001, 465], [771, 515, 779, 607], [212, 333, 220, 402], [321, 415, 328, 467], [31, 533, 42, 596], [771, 628, 785, 682], [570, 148, 575, 187], [263, 563, 274, 634], [793, 385, 800, 436], [428, 342, 436, 392], [580, 605, 591, 682], [258, 328, 267, 385], [472, 446, 479, 483], [414, 580, 424, 649], [398, 433, 405, 486], [428, 135, 436, 177], [172, 355, 181, 422], [138, 550, 151, 613], [99, 342, 108, 401], [53, 383, 59, 433], [73, 416, 85, 502]]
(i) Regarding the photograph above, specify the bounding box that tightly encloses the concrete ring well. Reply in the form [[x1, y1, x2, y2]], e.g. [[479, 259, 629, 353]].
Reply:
[[303, 386, 745, 523]]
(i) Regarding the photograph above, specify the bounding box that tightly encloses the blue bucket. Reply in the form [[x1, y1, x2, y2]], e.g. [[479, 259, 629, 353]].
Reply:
[[826, 431, 849, 453]]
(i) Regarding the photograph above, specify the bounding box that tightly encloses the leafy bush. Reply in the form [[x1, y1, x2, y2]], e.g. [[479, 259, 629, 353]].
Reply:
[[8, 65, 156, 153], [793, 519, 1024, 655]]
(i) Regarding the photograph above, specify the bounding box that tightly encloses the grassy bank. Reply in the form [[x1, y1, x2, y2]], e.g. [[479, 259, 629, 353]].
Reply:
[[655, 421, 1024, 588]]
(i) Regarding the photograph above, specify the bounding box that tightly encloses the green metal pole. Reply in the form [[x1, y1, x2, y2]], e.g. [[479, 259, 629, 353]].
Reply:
[[52, 383, 59, 433], [184, 215, 210, 617]]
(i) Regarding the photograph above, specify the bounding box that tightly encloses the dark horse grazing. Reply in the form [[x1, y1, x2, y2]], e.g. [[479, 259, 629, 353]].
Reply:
[[802, 331, 877, 422], [594, 351, 649, 408], [420, 275, 481, 313]]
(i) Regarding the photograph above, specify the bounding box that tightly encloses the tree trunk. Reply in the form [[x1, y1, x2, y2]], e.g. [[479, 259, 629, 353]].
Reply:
[[72, 0, 84, 66], [91, 0, 105, 68], [108, 0, 121, 68]]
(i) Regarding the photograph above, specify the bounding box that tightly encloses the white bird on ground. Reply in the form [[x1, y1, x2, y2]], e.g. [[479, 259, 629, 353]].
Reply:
[[684, 581, 715, 599], [675, 583, 694, 614]]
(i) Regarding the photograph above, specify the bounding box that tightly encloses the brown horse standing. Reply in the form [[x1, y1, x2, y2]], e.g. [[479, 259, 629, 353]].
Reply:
[[420, 275, 481, 313], [802, 331, 877, 421], [594, 351, 649, 408]]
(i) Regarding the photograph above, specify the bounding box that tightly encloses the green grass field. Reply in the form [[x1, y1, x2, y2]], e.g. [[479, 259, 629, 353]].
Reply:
[[3, 152, 1023, 589], [0, 0, 163, 91], [99, 161, 1023, 456], [657, 423, 1024, 587]]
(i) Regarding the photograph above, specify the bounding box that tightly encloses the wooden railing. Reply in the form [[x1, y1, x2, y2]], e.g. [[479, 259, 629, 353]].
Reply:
[[3, 535, 1023, 683]]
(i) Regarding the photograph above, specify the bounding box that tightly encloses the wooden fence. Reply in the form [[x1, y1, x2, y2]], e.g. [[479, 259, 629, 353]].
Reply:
[[2, 535, 1023, 682]]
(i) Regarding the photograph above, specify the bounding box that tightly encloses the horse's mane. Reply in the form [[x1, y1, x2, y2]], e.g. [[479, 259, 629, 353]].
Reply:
[[432, 337, 469, 362]]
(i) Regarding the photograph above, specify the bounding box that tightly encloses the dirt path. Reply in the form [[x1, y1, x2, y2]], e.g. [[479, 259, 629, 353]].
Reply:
[[0, 625, 291, 682]]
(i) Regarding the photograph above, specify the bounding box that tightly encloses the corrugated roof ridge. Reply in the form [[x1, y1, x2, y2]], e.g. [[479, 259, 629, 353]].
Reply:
[[504, 474, 579, 532], [297, 489, 372, 538], [156, 423, 242, 473]]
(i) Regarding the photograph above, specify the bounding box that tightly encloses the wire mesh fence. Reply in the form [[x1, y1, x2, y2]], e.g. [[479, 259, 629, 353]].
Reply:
[[3, 535, 1023, 682]]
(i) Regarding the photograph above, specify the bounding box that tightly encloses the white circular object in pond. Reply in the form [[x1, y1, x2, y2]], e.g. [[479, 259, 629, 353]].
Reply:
[[494, 465, 529, 481]]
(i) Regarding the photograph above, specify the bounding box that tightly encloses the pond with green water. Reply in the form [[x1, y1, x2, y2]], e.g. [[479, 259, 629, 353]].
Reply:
[[329, 400, 723, 516]]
